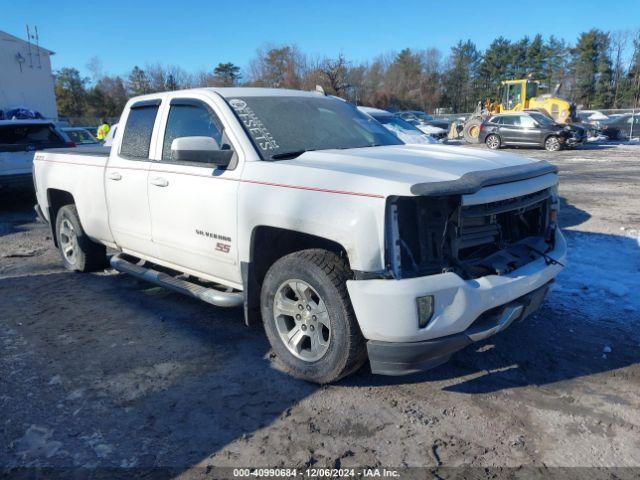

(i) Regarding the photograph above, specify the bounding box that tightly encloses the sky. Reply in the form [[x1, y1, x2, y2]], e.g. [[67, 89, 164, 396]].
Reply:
[[3, 0, 640, 79]]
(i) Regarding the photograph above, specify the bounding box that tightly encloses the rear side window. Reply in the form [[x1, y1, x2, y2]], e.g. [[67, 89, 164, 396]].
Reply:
[[162, 101, 224, 161], [0, 124, 66, 149], [489, 116, 503, 125], [120, 104, 159, 159]]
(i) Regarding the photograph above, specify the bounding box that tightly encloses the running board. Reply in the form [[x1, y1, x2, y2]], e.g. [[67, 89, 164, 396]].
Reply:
[[110, 254, 244, 308]]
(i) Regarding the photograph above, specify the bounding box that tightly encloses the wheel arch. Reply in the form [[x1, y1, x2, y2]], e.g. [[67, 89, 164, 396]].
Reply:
[[47, 189, 76, 247], [242, 226, 350, 327]]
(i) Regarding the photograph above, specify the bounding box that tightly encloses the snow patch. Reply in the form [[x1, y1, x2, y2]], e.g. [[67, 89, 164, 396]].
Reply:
[[551, 230, 640, 321]]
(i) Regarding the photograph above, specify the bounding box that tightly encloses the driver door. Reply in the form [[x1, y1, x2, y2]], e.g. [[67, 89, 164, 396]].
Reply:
[[147, 97, 241, 286]]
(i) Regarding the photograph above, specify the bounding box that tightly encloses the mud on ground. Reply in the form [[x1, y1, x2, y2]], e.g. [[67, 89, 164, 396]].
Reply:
[[1, 142, 639, 476]]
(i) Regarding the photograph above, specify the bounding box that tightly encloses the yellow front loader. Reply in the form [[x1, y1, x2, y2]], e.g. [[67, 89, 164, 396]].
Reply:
[[455, 79, 576, 143]]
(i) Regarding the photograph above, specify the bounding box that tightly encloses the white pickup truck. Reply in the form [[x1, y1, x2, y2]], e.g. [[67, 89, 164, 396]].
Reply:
[[33, 88, 566, 383]]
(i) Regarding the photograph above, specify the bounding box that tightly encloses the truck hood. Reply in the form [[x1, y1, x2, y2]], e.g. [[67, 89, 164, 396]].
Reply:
[[243, 144, 556, 198]]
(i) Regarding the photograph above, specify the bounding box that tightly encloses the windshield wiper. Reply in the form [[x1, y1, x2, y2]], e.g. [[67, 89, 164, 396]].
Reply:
[[270, 150, 309, 160]]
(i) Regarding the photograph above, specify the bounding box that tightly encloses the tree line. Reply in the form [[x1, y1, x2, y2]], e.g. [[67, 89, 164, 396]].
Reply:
[[55, 28, 640, 120]]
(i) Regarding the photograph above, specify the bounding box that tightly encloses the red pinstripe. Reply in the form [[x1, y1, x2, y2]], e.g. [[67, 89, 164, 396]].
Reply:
[[34, 158, 385, 199]]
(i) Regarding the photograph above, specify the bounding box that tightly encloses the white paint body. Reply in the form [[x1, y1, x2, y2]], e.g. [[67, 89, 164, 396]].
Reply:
[[33, 88, 565, 343]]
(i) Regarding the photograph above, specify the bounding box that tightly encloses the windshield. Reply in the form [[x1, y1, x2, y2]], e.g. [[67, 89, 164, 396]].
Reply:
[[66, 129, 98, 144], [226, 96, 402, 160]]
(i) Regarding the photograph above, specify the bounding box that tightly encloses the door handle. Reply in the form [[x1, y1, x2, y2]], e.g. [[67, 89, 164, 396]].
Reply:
[[107, 172, 122, 181], [150, 177, 169, 187]]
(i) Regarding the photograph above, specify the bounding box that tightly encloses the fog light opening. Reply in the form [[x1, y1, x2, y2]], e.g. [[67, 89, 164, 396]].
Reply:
[[417, 295, 434, 329]]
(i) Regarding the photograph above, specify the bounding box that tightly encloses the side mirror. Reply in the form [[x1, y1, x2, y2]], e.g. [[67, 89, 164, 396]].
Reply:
[[171, 136, 233, 167]]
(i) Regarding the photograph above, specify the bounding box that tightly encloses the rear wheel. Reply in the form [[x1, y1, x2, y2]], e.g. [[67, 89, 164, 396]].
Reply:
[[55, 205, 107, 272], [485, 134, 501, 150], [261, 249, 366, 383], [544, 136, 561, 152]]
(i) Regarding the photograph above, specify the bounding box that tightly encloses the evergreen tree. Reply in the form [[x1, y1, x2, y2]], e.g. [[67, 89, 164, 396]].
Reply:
[[214, 62, 242, 86], [593, 31, 614, 108], [477, 37, 512, 100], [54, 68, 87, 117], [127, 66, 151, 96], [507, 37, 530, 79], [525, 34, 545, 79], [442, 40, 481, 112], [543, 36, 570, 93]]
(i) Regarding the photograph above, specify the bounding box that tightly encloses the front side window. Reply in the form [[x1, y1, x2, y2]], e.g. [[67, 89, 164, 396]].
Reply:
[[225, 95, 403, 160], [120, 104, 160, 159], [162, 101, 224, 161], [520, 116, 536, 128], [529, 112, 554, 126]]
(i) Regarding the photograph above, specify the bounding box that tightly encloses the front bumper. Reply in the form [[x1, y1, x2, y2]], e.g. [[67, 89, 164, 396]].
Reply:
[[346, 229, 566, 374], [565, 136, 584, 147], [367, 283, 550, 375]]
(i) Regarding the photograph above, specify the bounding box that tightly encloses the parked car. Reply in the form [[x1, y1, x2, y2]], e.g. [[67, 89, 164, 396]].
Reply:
[[358, 106, 434, 145], [599, 114, 640, 140], [396, 111, 449, 140], [33, 88, 565, 383], [62, 127, 101, 147], [0, 120, 73, 190], [479, 112, 586, 151], [575, 110, 608, 137]]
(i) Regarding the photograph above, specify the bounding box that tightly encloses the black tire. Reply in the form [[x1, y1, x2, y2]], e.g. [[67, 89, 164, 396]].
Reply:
[[462, 117, 483, 144], [55, 204, 107, 272], [261, 249, 366, 384], [544, 135, 562, 152], [485, 134, 501, 150]]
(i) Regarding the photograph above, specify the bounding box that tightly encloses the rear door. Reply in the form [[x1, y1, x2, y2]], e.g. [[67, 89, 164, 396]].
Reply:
[[146, 96, 241, 285], [0, 123, 67, 177], [105, 100, 161, 256]]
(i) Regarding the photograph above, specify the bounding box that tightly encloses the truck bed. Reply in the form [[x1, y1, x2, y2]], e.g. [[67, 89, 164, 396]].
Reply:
[[44, 146, 110, 157]]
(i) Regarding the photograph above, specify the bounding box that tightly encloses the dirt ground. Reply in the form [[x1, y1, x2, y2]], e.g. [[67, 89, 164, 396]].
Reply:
[[1, 141, 639, 478]]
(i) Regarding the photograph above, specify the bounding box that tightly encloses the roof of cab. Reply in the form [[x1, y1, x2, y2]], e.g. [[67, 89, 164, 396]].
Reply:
[[127, 87, 323, 103]]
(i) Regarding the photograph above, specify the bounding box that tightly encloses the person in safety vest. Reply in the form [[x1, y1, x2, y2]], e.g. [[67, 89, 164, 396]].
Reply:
[[97, 120, 110, 141]]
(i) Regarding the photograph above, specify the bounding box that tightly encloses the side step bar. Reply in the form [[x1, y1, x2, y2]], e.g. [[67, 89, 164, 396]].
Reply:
[[110, 254, 244, 308]]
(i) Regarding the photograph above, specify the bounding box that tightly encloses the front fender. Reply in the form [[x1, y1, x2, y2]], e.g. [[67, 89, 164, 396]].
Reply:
[[237, 182, 386, 272]]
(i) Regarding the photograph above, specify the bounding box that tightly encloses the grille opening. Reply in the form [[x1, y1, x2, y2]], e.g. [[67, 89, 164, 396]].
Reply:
[[388, 188, 554, 280]]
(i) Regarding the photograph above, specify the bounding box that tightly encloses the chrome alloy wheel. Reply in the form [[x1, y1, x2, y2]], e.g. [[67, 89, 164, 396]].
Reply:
[[273, 279, 331, 362], [486, 135, 500, 149], [59, 218, 78, 265]]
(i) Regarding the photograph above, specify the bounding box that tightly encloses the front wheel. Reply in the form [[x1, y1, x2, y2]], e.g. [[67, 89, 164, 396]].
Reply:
[[55, 205, 107, 272], [485, 134, 501, 150], [261, 249, 366, 383], [544, 136, 562, 152], [462, 118, 483, 144]]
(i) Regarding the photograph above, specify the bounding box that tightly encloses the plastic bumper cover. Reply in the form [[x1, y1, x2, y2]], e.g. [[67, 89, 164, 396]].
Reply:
[[367, 283, 550, 375]]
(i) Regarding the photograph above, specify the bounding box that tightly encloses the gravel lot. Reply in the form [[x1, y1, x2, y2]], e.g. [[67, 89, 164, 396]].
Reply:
[[1, 141, 639, 477]]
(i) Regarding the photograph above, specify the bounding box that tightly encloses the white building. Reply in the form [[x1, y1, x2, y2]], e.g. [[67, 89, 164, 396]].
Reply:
[[0, 30, 57, 119]]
